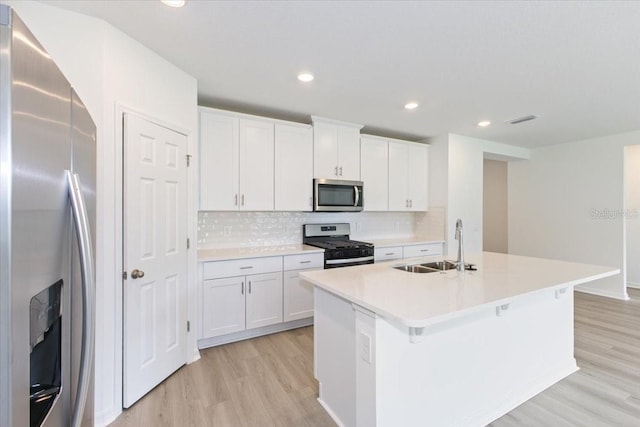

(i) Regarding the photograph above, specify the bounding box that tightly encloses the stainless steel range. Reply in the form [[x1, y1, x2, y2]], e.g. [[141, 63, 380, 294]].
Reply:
[[303, 223, 374, 269]]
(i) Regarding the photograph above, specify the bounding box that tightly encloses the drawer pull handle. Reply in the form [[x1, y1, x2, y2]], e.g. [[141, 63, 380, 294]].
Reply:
[[300, 260, 311, 264], [240, 266, 253, 270], [420, 249, 430, 252], [249, 281, 252, 293], [385, 252, 395, 256], [241, 281, 244, 295]]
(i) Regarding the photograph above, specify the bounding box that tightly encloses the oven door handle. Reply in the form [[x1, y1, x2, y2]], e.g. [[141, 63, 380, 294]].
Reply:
[[354, 185, 360, 207], [326, 255, 374, 266]]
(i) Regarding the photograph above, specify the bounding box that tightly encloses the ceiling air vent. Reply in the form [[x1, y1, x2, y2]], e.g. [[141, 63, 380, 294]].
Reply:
[[505, 115, 537, 125]]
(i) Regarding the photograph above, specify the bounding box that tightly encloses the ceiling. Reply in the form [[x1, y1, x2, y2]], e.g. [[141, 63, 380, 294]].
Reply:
[[43, 0, 640, 148]]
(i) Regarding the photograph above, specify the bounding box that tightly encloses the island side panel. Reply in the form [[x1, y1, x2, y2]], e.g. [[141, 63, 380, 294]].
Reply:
[[368, 287, 577, 427], [314, 287, 356, 427]]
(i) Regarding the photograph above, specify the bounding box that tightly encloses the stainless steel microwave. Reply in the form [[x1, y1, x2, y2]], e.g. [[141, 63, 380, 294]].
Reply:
[[313, 179, 364, 212]]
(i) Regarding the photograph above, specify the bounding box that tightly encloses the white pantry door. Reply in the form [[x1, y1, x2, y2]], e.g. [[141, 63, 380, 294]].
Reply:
[[123, 113, 188, 407]]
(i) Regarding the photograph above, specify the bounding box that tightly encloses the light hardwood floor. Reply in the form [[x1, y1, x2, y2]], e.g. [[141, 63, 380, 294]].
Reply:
[[111, 289, 640, 426]]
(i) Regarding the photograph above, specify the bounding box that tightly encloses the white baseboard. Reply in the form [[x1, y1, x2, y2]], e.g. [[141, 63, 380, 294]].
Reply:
[[627, 281, 640, 290], [317, 396, 347, 427], [197, 318, 313, 349], [574, 286, 630, 301], [94, 406, 122, 427]]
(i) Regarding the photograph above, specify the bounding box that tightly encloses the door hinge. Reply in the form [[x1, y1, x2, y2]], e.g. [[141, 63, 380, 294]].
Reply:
[[187, 238, 190, 249], [187, 321, 191, 332], [122, 271, 127, 280], [186, 154, 192, 167]]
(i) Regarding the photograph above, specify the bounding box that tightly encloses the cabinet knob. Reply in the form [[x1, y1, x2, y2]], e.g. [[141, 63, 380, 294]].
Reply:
[[131, 269, 145, 279], [339, 166, 343, 176]]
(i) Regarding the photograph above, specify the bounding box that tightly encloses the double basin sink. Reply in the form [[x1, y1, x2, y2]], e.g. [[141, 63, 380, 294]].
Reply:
[[393, 260, 476, 273]]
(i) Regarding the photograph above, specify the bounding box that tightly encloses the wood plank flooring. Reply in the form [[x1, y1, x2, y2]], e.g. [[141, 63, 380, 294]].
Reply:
[[111, 289, 640, 426]]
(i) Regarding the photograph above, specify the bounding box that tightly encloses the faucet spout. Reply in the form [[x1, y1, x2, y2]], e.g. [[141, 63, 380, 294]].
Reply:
[[455, 219, 464, 272]]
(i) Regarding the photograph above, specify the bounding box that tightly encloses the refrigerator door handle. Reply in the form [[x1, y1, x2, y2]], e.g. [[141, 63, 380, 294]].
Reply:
[[66, 171, 95, 427]]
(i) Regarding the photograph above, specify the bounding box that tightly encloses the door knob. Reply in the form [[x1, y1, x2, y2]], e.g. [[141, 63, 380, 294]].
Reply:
[[131, 269, 145, 279]]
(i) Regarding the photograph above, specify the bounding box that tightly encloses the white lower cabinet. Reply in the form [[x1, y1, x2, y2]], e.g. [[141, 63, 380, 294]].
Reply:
[[245, 272, 283, 329], [201, 253, 323, 342], [202, 257, 283, 340], [374, 246, 403, 262], [203, 276, 246, 337], [283, 253, 324, 322], [202, 272, 283, 339], [403, 242, 443, 258]]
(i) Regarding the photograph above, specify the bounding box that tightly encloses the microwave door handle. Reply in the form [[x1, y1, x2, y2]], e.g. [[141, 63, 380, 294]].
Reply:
[[354, 185, 360, 207]]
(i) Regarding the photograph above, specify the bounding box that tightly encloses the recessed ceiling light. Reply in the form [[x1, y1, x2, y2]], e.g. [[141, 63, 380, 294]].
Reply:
[[298, 73, 314, 82], [161, 0, 186, 7], [404, 102, 419, 110], [477, 120, 491, 127]]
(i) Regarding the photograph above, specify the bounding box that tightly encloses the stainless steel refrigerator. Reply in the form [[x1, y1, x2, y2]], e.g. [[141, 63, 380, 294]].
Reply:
[[1, 5, 96, 427]]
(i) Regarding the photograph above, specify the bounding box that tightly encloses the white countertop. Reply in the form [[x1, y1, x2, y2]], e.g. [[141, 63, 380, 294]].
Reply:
[[300, 252, 619, 328], [198, 244, 324, 262]]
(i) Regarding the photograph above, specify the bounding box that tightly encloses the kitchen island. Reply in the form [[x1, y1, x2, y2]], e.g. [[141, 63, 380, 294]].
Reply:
[[300, 252, 619, 427]]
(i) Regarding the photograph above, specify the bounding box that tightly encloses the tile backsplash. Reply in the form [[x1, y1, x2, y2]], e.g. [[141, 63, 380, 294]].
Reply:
[[197, 207, 445, 249]]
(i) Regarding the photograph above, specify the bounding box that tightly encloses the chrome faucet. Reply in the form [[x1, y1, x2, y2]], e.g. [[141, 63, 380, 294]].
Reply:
[[455, 219, 464, 272]]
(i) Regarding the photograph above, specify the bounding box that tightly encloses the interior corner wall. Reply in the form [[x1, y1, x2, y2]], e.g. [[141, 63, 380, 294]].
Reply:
[[625, 145, 640, 288], [5, 1, 199, 425], [509, 131, 640, 300]]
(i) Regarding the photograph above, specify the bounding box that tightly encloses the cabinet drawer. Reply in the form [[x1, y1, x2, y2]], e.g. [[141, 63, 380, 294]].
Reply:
[[403, 243, 443, 258], [283, 253, 324, 271], [374, 246, 403, 262], [203, 256, 282, 279]]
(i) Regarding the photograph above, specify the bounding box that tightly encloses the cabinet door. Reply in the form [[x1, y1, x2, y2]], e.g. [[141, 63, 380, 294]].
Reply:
[[360, 136, 388, 211], [199, 112, 239, 210], [202, 277, 246, 338], [275, 124, 313, 210], [239, 119, 274, 210], [388, 141, 410, 211], [408, 143, 429, 211], [283, 270, 315, 322], [337, 126, 361, 180], [313, 122, 339, 178], [246, 272, 283, 329]]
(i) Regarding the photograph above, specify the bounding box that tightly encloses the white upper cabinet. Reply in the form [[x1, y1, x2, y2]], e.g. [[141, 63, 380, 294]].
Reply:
[[239, 119, 275, 210], [388, 140, 429, 211], [275, 123, 313, 211], [360, 135, 389, 211], [200, 111, 239, 210], [312, 116, 363, 180], [199, 108, 274, 211]]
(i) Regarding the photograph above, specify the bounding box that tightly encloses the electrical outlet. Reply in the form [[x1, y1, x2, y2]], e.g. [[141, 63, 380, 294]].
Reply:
[[359, 331, 372, 364]]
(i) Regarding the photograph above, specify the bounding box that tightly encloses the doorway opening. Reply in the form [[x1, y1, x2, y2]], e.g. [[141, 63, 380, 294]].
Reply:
[[483, 159, 508, 253], [625, 145, 640, 290]]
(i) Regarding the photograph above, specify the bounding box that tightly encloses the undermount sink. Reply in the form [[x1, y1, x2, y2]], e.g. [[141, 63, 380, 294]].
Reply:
[[419, 261, 458, 271], [393, 264, 438, 274], [393, 260, 475, 274]]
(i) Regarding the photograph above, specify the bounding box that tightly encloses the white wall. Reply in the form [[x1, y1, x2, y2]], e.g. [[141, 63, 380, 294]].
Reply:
[[483, 159, 508, 253], [430, 134, 529, 256], [509, 131, 640, 300], [4, 1, 198, 425], [625, 145, 640, 288]]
